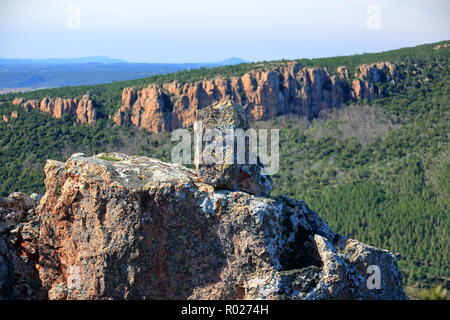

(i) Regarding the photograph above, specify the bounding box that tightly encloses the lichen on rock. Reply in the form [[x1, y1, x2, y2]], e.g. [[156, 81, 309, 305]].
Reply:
[[18, 150, 405, 300], [0, 99, 406, 299], [0, 192, 43, 299], [194, 99, 273, 197]]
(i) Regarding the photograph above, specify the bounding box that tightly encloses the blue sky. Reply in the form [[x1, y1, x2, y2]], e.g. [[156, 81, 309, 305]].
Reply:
[[0, 0, 449, 63]]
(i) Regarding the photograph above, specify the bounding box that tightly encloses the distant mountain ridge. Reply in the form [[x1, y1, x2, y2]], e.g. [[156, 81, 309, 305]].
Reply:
[[0, 56, 128, 65], [0, 56, 248, 65], [0, 56, 247, 90], [214, 57, 249, 65]]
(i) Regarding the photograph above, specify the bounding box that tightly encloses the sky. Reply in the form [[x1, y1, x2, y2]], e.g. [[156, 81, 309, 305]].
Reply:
[[0, 0, 449, 63]]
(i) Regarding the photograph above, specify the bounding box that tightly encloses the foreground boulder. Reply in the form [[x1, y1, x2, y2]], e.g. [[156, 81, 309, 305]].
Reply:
[[30, 152, 406, 299], [194, 99, 273, 197], [0, 193, 43, 299]]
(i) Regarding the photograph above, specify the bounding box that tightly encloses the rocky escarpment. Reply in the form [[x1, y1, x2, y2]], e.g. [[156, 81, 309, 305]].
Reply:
[[12, 95, 97, 124], [1, 111, 18, 122], [0, 100, 406, 300], [114, 62, 399, 133], [10, 62, 398, 132], [351, 62, 399, 100]]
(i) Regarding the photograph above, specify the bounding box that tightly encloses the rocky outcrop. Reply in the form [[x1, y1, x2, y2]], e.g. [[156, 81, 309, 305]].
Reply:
[[433, 43, 450, 51], [0, 153, 406, 300], [0, 99, 407, 300], [194, 99, 273, 197], [355, 62, 398, 82], [336, 66, 349, 80], [10, 62, 398, 133], [351, 62, 399, 100], [113, 86, 171, 133], [1, 111, 19, 122], [29, 152, 405, 300], [12, 98, 25, 106], [113, 63, 348, 133], [113, 62, 399, 133], [0, 193, 43, 299], [13, 95, 97, 124]]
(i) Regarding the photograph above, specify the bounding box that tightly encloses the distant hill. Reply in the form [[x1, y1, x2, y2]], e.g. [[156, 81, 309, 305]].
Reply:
[[214, 57, 249, 65], [0, 56, 128, 65], [0, 56, 247, 90]]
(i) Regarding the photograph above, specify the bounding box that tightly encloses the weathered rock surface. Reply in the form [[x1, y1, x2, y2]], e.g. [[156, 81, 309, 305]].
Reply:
[[113, 62, 399, 133], [10, 62, 398, 132], [352, 62, 399, 100], [113, 86, 172, 133], [12, 95, 97, 124], [433, 43, 450, 51], [1, 111, 18, 123], [194, 99, 272, 197], [0, 193, 43, 299], [0, 151, 402, 300]]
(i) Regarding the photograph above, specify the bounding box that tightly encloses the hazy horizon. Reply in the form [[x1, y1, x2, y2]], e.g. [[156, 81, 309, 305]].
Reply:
[[1, 0, 449, 63], [0, 55, 249, 64]]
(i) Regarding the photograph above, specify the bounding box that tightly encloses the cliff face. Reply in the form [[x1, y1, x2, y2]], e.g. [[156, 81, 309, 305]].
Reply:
[[0, 101, 406, 300], [113, 62, 399, 133], [113, 86, 172, 133], [351, 62, 399, 100], [12, 95, 97, 124], [10, 62, 398, 132], [1, 111, 18, 122]]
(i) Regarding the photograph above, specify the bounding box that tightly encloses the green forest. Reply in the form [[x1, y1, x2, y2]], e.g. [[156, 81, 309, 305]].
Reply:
[[0, 41, 449, 294]]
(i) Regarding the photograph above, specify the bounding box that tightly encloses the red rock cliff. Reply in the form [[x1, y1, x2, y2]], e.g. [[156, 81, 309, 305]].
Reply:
[[351, 62, 399, 100], [10, 62, 398, 133], [13, 95, 97, 124], [114, 62, 398, 133]]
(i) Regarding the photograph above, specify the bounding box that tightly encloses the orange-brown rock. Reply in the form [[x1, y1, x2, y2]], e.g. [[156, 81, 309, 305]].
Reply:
[[30, 152, 406, 300], [0, 193, 43, 299], [114, 62, 398, 133], [16, 95, 97, 124], [12, 98, 25, 105], [0, 150, 407, 300], [351, 79, 376, 100], [351, 62, 399, 100], [10, 62, 398, 133], [114, 63, 352, 133], [433, 43, 450, 51], [1, 111, 19, 122], [336, 66, 349, 80], [113, 86, 171, 133], [354, 61, 398, 82]]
